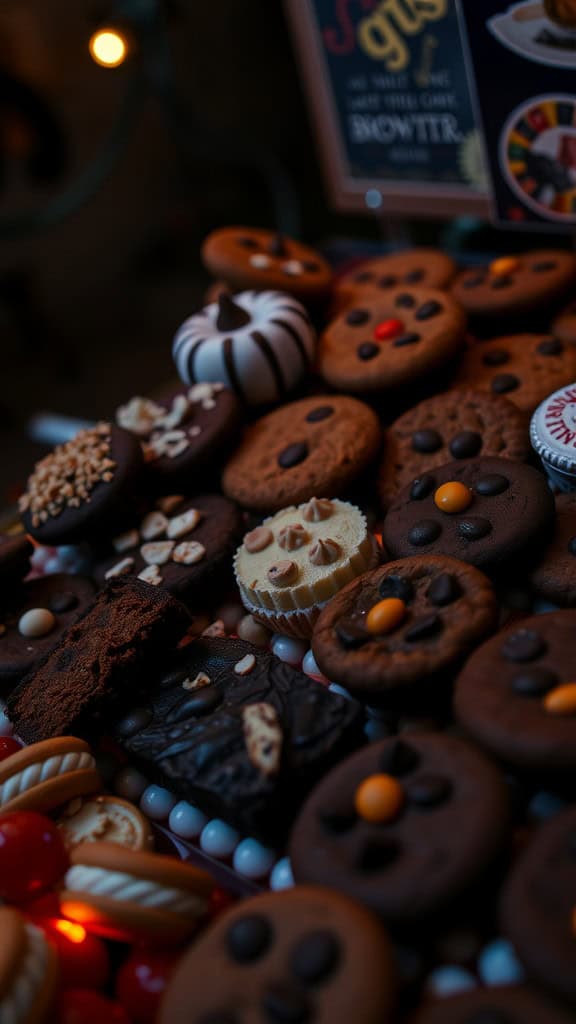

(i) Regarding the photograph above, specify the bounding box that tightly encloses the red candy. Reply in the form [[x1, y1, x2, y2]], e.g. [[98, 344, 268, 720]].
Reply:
[[0, 737, 22, 761], [59, 990, 130, 1024], [374, 318, 404, 342], [0, 811, 69, 903], [116, 950, 179, 1023], [35, 918, 109, 991]]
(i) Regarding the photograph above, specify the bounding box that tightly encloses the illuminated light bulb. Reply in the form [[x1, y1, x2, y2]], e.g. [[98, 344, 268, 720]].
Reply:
[[89, 28, 129, 68], [53, 918, 87, 944]]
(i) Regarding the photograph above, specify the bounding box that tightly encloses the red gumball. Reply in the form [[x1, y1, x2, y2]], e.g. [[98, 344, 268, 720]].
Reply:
[[0, 811, 68, 903], [0, 737, 22, 761], [59, 989, 131, 1024], [34, 918, 109, 991], [116, 949, 179, 1023]]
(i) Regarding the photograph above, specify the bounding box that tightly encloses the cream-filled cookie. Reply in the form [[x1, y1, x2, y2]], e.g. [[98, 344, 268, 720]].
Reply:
[[0, 737, 100, 814], [0, 907, 58, 1024], [57, 795, 153, 852]]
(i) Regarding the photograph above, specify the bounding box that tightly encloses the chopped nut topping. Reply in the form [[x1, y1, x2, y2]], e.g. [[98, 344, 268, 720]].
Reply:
[[19, 423, 116, 525], [105, 557, 134, 580], [244, 526, 273, 554], [302, 497, 334, 522], [267, 560, 298, 587], [188, 383, 221, 403], [140, 511, 168, 541], [242, 703, 282, 776], [140, 541, 174, 566], [116, 397, 165, 437], [309, 538, 341, 566], [201, 619, 226, 638], [138, 564, 162, 586], [182, 671, 211, 691], [167, 508, 202, 540], [157, 495, 184, 515], [234, 653, 256, 676], [173, 541, 206, 565], [278, 523, 309, 551], [113, 529, 140, 554]]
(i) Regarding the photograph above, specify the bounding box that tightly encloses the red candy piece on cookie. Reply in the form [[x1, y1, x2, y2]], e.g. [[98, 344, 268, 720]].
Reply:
[[374, 318, 404, 342]]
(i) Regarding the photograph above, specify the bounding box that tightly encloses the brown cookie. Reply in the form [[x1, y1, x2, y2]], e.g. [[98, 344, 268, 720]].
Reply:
[[159, 886, 397, 1024], [333, 248, 457, 313], [0, 907, 58, 1024], [529, 493, 576, 606], [318, 288, 466, 395], [552, 298, 576, 346], [57, 794, 153, 852], [452, 333, 576, 414], [201, 226, 332, 304], [451, 250, 576, 325], [312, 555, 497, 698], [378, 389, 530, 508], [413, 986, 576, 1024], [0, 737, 100, 814], [60, 841, 213, 944], [222, 395, 381, 512]]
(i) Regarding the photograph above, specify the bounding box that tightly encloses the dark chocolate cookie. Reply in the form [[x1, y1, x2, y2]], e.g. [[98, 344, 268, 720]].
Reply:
[[290, 733, 510, 925], [382, 457, 554, 572], [94, 494, 242, 605], [333, 248, 457, 313], [378, 389, 530, 508], [501, 806, 576, 1005], [452, 333, 576, 414], [529, 493, 576, 606], [455, 610, 576, 774], [19, 423, 143, 545], [0, 574, 95, 685], [116, 383, 240, 492], [222, 395, 381, 512], [312, 555, 497, 698], [160, 886, 397, 1024], [451, 251, 576, 327], [413, 985, 575, 1024], [116, 636, 363, 842], [319, 288, 465, 394]]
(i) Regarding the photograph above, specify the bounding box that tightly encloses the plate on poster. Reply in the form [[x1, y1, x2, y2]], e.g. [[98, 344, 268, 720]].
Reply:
[[489, 2, 576, 68], [500, 93, 576, 222]]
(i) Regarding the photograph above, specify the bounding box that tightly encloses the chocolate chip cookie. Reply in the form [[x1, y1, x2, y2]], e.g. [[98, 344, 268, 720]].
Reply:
[[319, 288, 466, 394], [378, 389, 530, 509], [382, 457, 554, 572], [333, 248, 457, 313], [222, 395, 381, 511], [311, 555, 497, 699], [289, 733, 510, 924], [529, 493, 576, 606], [455, 610, 576, 774], [552, 299, 576, 346], [452, 333, 576, 414]]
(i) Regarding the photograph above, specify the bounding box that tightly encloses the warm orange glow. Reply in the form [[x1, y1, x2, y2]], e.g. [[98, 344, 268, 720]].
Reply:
[[53, 919, 87, 944], [89, 28, 128, 68]]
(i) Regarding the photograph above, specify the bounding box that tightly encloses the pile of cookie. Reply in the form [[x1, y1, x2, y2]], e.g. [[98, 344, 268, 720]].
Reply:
[[3, 227, 576, 1021]]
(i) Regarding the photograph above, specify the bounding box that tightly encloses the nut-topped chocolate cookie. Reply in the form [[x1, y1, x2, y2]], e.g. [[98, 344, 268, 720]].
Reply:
[[452, 333, 576, 414], [451, 250, 576, 327], [455, 610, 576, 774], [311, 555, 497, 699], [501, 806, 576, 1005], [289, 733, 510, 924], [378, 389, 530, 509], [319, 288, 466, 394], [160, 887, 397, 1024], [222, 395, 381, 512], [333, 248, 457, 313], [382, 456, 554, 573], [201, 226, 332, 304]]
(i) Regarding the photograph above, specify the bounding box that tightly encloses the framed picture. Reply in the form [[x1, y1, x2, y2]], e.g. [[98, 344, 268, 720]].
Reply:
[[285, 0, 491, 217]]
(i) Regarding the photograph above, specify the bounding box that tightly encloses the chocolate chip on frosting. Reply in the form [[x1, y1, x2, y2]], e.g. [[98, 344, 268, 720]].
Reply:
[[309, 539, 341, 566], [302, 497, 334, 522], [267, 560, 299, 586], [278, 524, 309, 551], [244, 526, 274, 554]]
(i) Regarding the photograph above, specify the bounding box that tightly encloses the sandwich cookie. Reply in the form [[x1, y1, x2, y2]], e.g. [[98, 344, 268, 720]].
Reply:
[[57, 794, 153, 852], [0, 737, 99, 814], [0, 907, 58, 1024], [60, 841, 213, 944]]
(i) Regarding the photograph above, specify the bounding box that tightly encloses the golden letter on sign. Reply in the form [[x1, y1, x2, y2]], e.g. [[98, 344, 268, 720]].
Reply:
[[358, 0, 447, 71]]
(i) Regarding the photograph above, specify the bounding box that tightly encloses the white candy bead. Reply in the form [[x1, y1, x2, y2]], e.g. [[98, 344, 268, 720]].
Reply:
[[426, 966, 476, 997], [114, 766, 148, 802], [477, 938, 524, 986], [270, 857, 294, 891], [302, 649, 328, 681], [200, 819, 239, 858], [328, 682, 353, 701], [140, 785, 177, 821], [271, 634, 307, 666], [168, 801, 208, 839], [30, 546, 50, 570], [364, 718, 390, 742], [18, 608, 55, 638], [232, 838, 276, 879]]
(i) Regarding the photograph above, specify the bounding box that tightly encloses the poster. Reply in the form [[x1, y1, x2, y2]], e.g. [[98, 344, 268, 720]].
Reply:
[[458, 0, 576, 228], [285, 0, 490, 216]]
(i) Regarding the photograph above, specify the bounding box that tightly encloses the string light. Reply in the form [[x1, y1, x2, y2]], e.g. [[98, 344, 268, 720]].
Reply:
[[89, 28, 129, 68], [53, 918, 87, 944]]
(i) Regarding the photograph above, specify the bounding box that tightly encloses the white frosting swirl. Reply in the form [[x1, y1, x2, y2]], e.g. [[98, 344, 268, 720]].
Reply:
[[0, 923, 49, 1024], [64, 865, 205, 916], [0, 751, 95, 807]]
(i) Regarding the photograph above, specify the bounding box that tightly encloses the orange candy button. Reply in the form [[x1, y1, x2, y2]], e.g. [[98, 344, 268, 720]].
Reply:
[[490, 256, 519, 277], [355, 774, 404, 823], [366, 597, 406, 635], [543, 683, 576, 716], [374, 318, 404, 342], [434, 481, 472, 514]]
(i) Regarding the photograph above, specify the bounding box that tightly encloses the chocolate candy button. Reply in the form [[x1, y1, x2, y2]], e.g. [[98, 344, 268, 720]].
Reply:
[[458, 517, 492, 541], [537, 338, 564, 356], [491, 275, 513, 289], [410, 474, 436, 500], [378, 575, 415, 604], [357, 342, 379, 361], [345, 309, 370, 326], [305, 406, 333, 423], [482, 349, 509, 367], [491, 374, 519, 394], [291, 931, 340, 985], [226, 914, 272, 963], [378, 275, 397, 288], [406, 774, 452, 807], [392, 332, 421, 347], [404, 268, 424, 283], [415, 300, 442, 321], [532, 260, 557, 272], [278, 442, 309, 469], [408, 520, 442, 546], [502, 628, 546, 663], [449, 431, 482, 459], [395, 293, 416, 308], [404, 613, 443, 643], [511, 667, 558, 696], [354, 271, 373, 283], [427, 573, 461, 606], [379, 738, 420, 776], [336, 619, 369, 650], [412, 429, 442, 454], [462, 274, 485, 289], [475, 474, 509, 497]]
